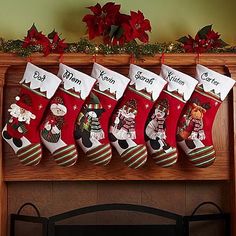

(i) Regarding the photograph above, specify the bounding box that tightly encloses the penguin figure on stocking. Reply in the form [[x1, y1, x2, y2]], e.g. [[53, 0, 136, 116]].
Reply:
[[74, 93, 105, 149]]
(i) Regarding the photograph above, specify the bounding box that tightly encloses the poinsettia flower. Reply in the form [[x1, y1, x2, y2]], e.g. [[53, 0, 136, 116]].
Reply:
[[206, 30, 220, 41], [82, 14, 101, 39], [122, 23, 134, 42], [22, 24, 50, 50], [23, 25, 67, 56], [194, 34, 208, 53], [178, 25, 228, 53], [105, 13, 130, 45], [82, 3, 152, 45], [83, 2, 121, 40], [100, 2, 121, 26], [182, 34, 207, 53], [205, 30, 221, 48], [46, 30, 68, 55], [88, 3, 102, 15], [182, 35, 195, 52], [123, 10, 151, 43]]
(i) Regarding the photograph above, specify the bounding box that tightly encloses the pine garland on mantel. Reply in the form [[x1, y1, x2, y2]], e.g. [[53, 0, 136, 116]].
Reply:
[[1, 38, 236, 58]]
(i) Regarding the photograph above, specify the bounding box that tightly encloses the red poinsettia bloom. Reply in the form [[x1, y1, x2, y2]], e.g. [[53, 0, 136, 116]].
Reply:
[[23, 25, 67, 56], [206, 30, 221, 48], [22, 25, 50, 50], [83, 2, 121, 40], [45, 31, 68, 56], [183, 34, 209, 53], [178, 25, 228, 53], [83, 3, 152, 45], [182, 35, 195, 52], [104, 13, 131, 45], [51, 34, 67, 53], [206, 30, 220, 41], [123, 10, 151, 43], [194, 34, 209, 53]]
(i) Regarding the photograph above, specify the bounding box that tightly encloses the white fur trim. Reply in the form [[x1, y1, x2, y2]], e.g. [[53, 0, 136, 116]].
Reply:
[[129, 64, 167, 101], [160, 64, 198, 101], [196, 64, 235, 101], [58, 63, 96, 100], [20, 62, 61, 99], [91, 63, 130, 100]]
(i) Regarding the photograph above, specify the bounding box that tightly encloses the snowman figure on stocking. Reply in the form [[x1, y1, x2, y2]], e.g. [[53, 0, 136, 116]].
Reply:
[[109, 99, 137, 150], [41, 97, 68, 152], [145, 98, 172, 152]]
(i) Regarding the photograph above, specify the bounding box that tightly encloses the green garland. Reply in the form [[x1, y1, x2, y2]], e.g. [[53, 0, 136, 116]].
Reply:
[[0, 38, 236, 57]]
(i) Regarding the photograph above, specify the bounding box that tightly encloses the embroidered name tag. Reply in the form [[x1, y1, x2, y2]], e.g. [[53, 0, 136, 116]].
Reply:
[[63, 70, 81, 85], [33, 71, 46, 82], [134, 71, 155, 85], [98, 70, 115, 84], [166, 71, 185, 86], [201, 72, 219, 86]]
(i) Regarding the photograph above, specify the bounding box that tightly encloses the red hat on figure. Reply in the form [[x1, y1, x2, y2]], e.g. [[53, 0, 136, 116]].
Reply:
[[155, 99, 169, 114], [50, 97, 67, 115], [123, 99, 137, 115], [15, 93, 33, 112]]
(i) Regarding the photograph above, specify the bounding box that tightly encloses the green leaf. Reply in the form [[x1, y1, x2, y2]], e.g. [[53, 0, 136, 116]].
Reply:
[[48, 29, 56, 39], [197, 25, 212, 39], [218, 39, 229, 47], [109, 25, 119, 38], [176, 36, 189, 44], [115, 27, 124, 39]]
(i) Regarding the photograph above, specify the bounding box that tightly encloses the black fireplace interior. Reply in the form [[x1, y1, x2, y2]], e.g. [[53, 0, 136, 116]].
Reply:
[[54, 225, 177, 236]]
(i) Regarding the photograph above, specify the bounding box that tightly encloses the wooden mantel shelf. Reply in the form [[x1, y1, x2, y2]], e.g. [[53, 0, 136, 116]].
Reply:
[[0, 52, 236, 66], [0, 52, 236, 236]]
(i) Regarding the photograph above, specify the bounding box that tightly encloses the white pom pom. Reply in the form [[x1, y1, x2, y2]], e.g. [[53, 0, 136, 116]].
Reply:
[[15, 96, 20, 101]]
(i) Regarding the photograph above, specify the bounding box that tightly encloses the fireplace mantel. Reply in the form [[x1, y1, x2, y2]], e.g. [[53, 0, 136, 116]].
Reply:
[[0, 52, 236, 236]]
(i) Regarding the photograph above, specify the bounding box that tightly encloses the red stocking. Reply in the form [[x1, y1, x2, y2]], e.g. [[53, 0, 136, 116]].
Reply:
[[40, 64, 96, 167], [145, 64, 198, 167], [177, 64, 235, 167], [75, 63, 130, 165], [2, 63, 61, 165], [110, 64, 167, 168]]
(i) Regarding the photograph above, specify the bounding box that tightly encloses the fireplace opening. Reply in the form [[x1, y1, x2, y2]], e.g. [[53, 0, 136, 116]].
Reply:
[[10, 202, 230, 236]]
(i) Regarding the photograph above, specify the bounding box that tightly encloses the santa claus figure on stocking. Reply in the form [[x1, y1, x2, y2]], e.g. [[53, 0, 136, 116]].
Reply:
[[2, 94, 36, 148]]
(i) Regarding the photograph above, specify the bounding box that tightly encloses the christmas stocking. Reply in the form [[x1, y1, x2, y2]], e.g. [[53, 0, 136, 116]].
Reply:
[[145, 64, 198, 167], [109, 64, 167, 168], [2, 62, 61, 166], [74, 63, 130, 165], [177, 64, 235, 168], [40, 63, 96, 167]]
